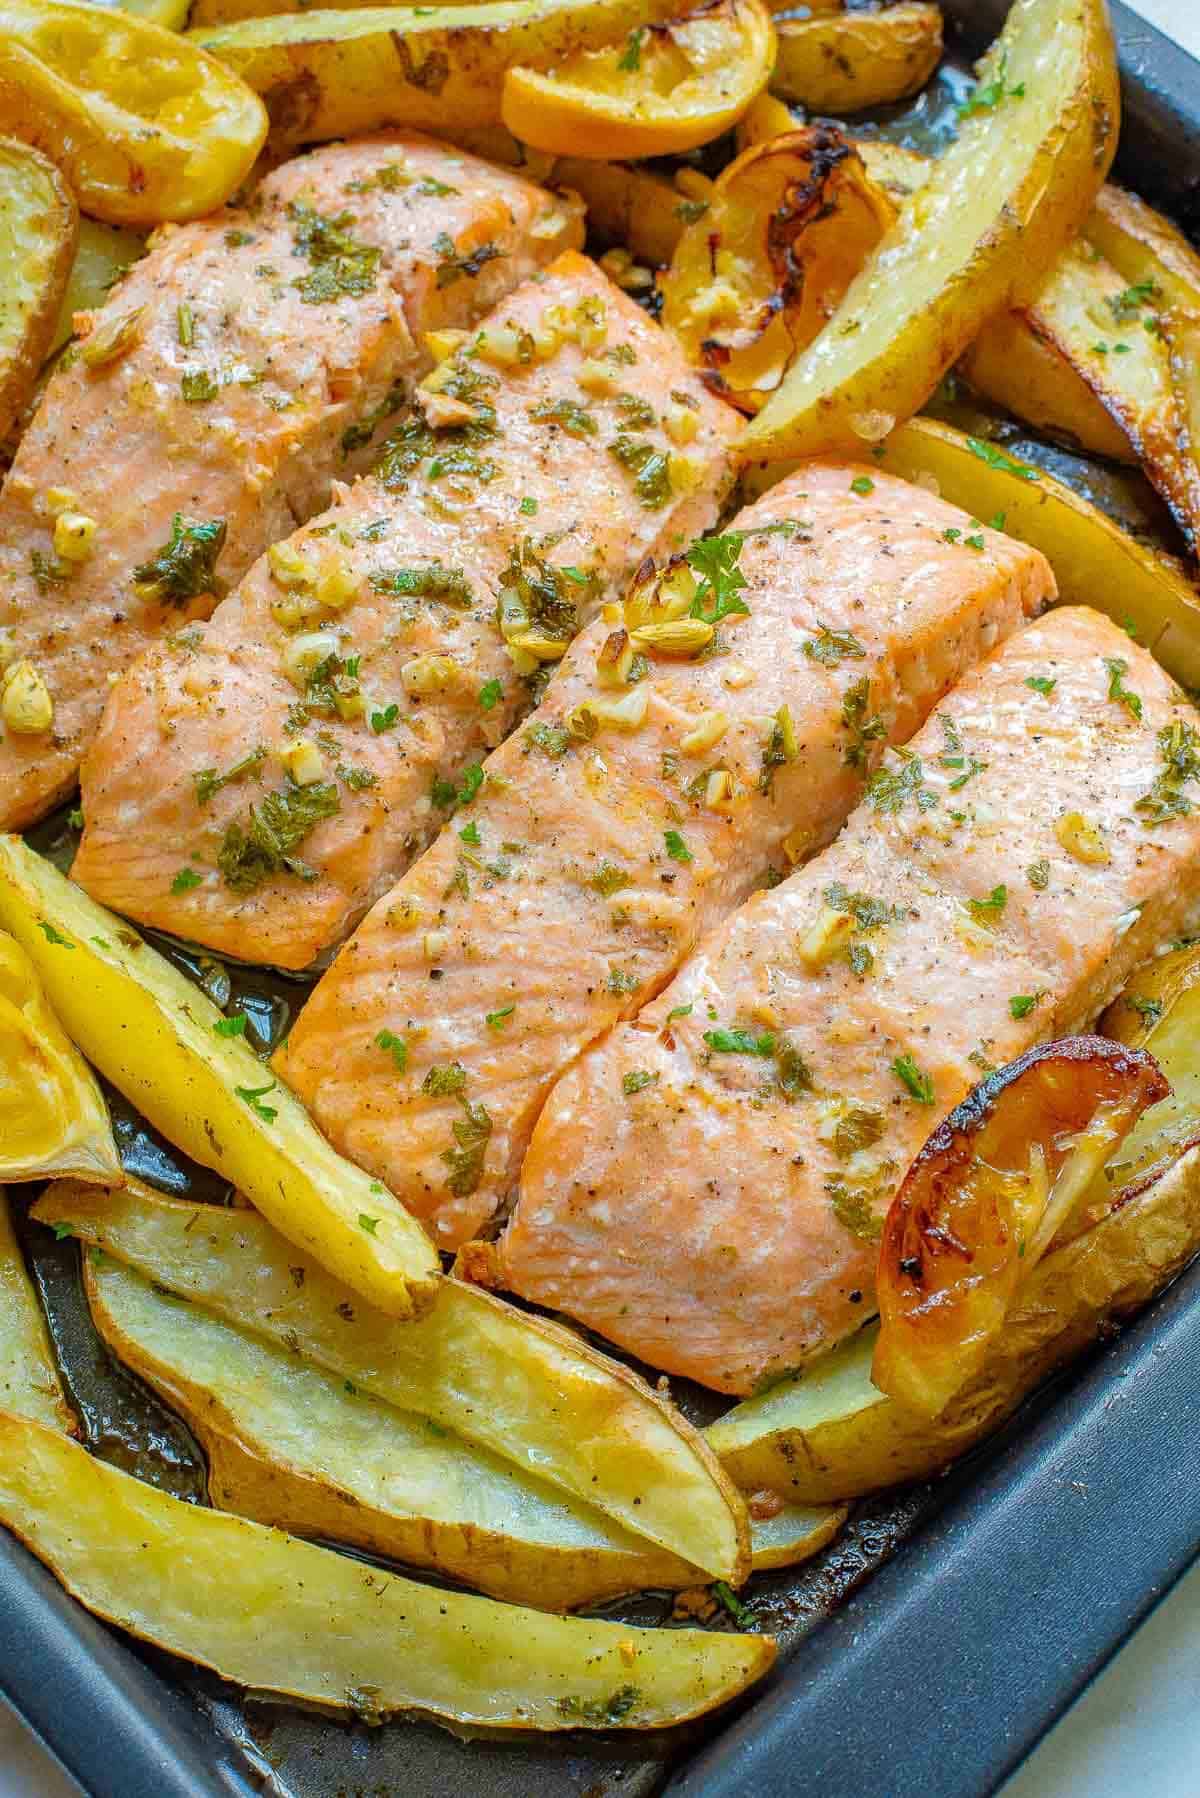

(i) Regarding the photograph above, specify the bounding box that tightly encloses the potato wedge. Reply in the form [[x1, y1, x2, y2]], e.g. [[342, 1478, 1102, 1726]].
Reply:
[[84, 0, 191, 27], [771, 2, 941, 114], [812, 415, 1200, 691], [502, 0, 774, 161], [872, 1038, 1166, 1417], [0, 1413, 773, 1728], [740, 0, 1119, 463], [0, 139, 77, 443], [85, 1253, 706, 1608], [0, 929, 119, 1185], [749, 1501, 847, 1572], [34, 1182, 751, 1582], [708, 980, 1200, 1503], [1020, 240, 1200, 547], [192, 0, 688, 149], [659, 124, 892, 412], [552, 157, 687, 267], [0, 837, 441, 1317], [48, 217, 146, 359], [1085, 183, 1200, 540], [960, 307, 1135, 464], [0, 1197, 74, 1433], [0, 0, 267, 227], [1099, 944, 1200, 1199]]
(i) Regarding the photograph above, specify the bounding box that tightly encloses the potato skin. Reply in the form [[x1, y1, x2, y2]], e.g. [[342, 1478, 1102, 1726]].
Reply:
[[0, 138, 76, 443], [771, 3, 942, 114]]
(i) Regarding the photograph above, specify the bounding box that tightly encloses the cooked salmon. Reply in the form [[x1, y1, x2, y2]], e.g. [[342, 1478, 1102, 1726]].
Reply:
[[0, 135, 582, 830], [71, 254, 737, 968], [500, 606, 1200, 1394], [275, 464, 1053, 1246]]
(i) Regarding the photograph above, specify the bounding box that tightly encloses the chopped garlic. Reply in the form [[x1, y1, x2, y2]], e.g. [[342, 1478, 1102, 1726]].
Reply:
[[53, 512, 98, 563], [278, 738, 326, 786], [1055, 811, 1110, 865], [281, 629, 339, 689], [680, 709, 728, 756], [401, 653, 460, 696], [0, 660, 53, 734], [630, 616, 713, 656], [796, 905, 856, 971]]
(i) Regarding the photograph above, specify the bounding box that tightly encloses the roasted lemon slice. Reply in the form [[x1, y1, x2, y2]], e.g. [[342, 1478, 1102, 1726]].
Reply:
[[502, 0, 774, 161], [0, 928, 119, 1184]]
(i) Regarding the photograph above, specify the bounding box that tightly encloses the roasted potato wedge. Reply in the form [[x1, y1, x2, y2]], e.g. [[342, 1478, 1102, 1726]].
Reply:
[[1099, 944, 1200, 1198], [749, 1501, 847, 1572], [86, 1253, 707, 1608], [0, 139, 77, 443], [192, 0, 688, 149], [1021, 239, 1200, 546], [0, 1413, 773, 1728], [48, 217, 146, 359], [552, 157, 688, 267], [0, 929, 119, 1185], [0, 837, 441, 1316], [872, 1038, 1167, 1416], [835, 416, 1200, 691], [34, 1181, 751, 1583], [708, 980, 1200, 1502], [771, 2, 941, 113], [86, 0, 191, 26], [502, 0, 774, 161], [961, 306, 1135, 464], [740, 0, 1118, 462], [0, 0, 267, 227], [659, 124, 893, 412], [0, 1197, 74, 1433]]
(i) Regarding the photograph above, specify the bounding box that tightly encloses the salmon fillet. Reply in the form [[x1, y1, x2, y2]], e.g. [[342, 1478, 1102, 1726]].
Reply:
[[72, 255, 737, 968], [275, 464, 1052, 1246], [0, 134, 582, 830], [501, 606, 1200, 1394]]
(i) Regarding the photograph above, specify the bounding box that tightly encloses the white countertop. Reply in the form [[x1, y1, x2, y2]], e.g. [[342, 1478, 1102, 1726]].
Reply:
[[4, 2, 1200, 1793]]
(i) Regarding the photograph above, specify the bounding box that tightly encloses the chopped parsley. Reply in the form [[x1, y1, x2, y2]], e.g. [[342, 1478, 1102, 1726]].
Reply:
[[289, 202, 381, 303], [957, 48, 1025, 118], [965, 437, 1038, 481], [1025, 674, 1057, 696], [458, 820, 481, 847], [867, 751, 936, 814], [370, 562, 472, 606], [375, 1028, 408, 1071], [712, 1581, 753, 1627], [687, 532, 751, 625], [194, 744, 267, 807], [1136, 720, 1200, 823], [1027, 857, 1051, 890], [622, 1069, 658, 1096], [555, 1687, 641, 1725], [849, 475, 874, 496], [485, 1004, 514, 1031], [842, 677, 885, 771], [36, 920, 73, 947], [432, 231, 501, 288], [369, 703, 400, 734], [1104, 656, 1143, 721], [530, 396, 596, 438], [966, 884, 1007, 925], [804, 623, 866, 666], [424, 1062, 467, 1097], [176, 303, 195, 348], [891, 1053, 934, 1104], [213, 1012, 248, 1038], [357, 1214, 379, 1235], [591, 861, 632, 897], [518, 496, 538, 516], [666, 1002, 693, 1023], [664, 829, 692, 863], [478, 677, 503, 712], [442, 1095, 492, 1197], [617, 25, 644, 69], [132, 514, 227, 604], [216, 779, 340, 893], [608, 967, 640, 995], [827, 1179, 883, 1241], [523, 721, 572, 759], [705, 1027, 775, 1057], [180, 370, 219, 404], [30, 550, 74, 591], [1108, 278, 1159, 323], [1125, 993, 1164, 1026], [1008, 992, 1044, 1019], [608, 435, 671, 509], [235, 1081, 278, 1122], [171, 867, 202, 894]]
